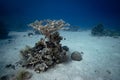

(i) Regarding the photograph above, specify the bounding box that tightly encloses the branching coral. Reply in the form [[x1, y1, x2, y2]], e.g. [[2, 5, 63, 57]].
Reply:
[[28, 19, 70, 39]]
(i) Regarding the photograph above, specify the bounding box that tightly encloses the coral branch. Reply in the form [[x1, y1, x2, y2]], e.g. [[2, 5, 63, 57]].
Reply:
[[28, 19, 70, 39]]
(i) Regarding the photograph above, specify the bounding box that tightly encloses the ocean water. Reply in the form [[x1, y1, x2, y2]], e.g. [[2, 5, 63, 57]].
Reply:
[[0, 0, 120, 31], [0, 0, 120, 80]]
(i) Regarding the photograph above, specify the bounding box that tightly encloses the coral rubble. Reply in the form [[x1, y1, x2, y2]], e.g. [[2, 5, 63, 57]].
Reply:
[[20, 19, 70, 73]]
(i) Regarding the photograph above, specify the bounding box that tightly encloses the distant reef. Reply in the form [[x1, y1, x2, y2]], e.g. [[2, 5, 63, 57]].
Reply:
[[91, 23, 120, 38]]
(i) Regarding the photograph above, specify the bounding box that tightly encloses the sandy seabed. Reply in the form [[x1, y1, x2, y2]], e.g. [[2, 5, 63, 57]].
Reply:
[[0, 30, 120, 80]]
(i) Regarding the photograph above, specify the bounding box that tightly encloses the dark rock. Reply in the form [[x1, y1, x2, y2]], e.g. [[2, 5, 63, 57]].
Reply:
[[62, 46, 69, 51], [0, 75, 9, 80], [5, 64, 15, 70], [71, 51, 82, 61], [5, 64, 12, 68], [28, 32, 34, 37]]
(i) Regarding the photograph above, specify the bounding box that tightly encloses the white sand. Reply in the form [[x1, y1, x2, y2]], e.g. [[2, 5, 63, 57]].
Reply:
[[0, 30, 120, 80]]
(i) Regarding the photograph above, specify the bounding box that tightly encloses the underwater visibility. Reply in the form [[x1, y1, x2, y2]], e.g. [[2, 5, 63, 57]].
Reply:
[[0, 0, 120, 80]]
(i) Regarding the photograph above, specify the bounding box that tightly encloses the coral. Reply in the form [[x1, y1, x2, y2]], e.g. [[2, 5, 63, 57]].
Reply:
[[71, 51, 82, 61], [20, 45, 32, 60], [91, 24, 120, 38], [28, 19, 70, 39], [91, 24, 104, 36], [16, 70, 32, 80], [20, 19, 70, 73]]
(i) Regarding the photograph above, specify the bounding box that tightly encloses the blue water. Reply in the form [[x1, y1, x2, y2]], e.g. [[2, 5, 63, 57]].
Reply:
[[0, 0, 120, 31]]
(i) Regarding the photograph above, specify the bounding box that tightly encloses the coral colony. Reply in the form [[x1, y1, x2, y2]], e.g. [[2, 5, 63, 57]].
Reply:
[[20, 19, 70, 73], [91, 24, 120, 38]]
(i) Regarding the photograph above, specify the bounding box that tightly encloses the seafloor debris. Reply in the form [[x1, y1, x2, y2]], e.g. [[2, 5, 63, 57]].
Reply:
[[19, 19, 71, 73]]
